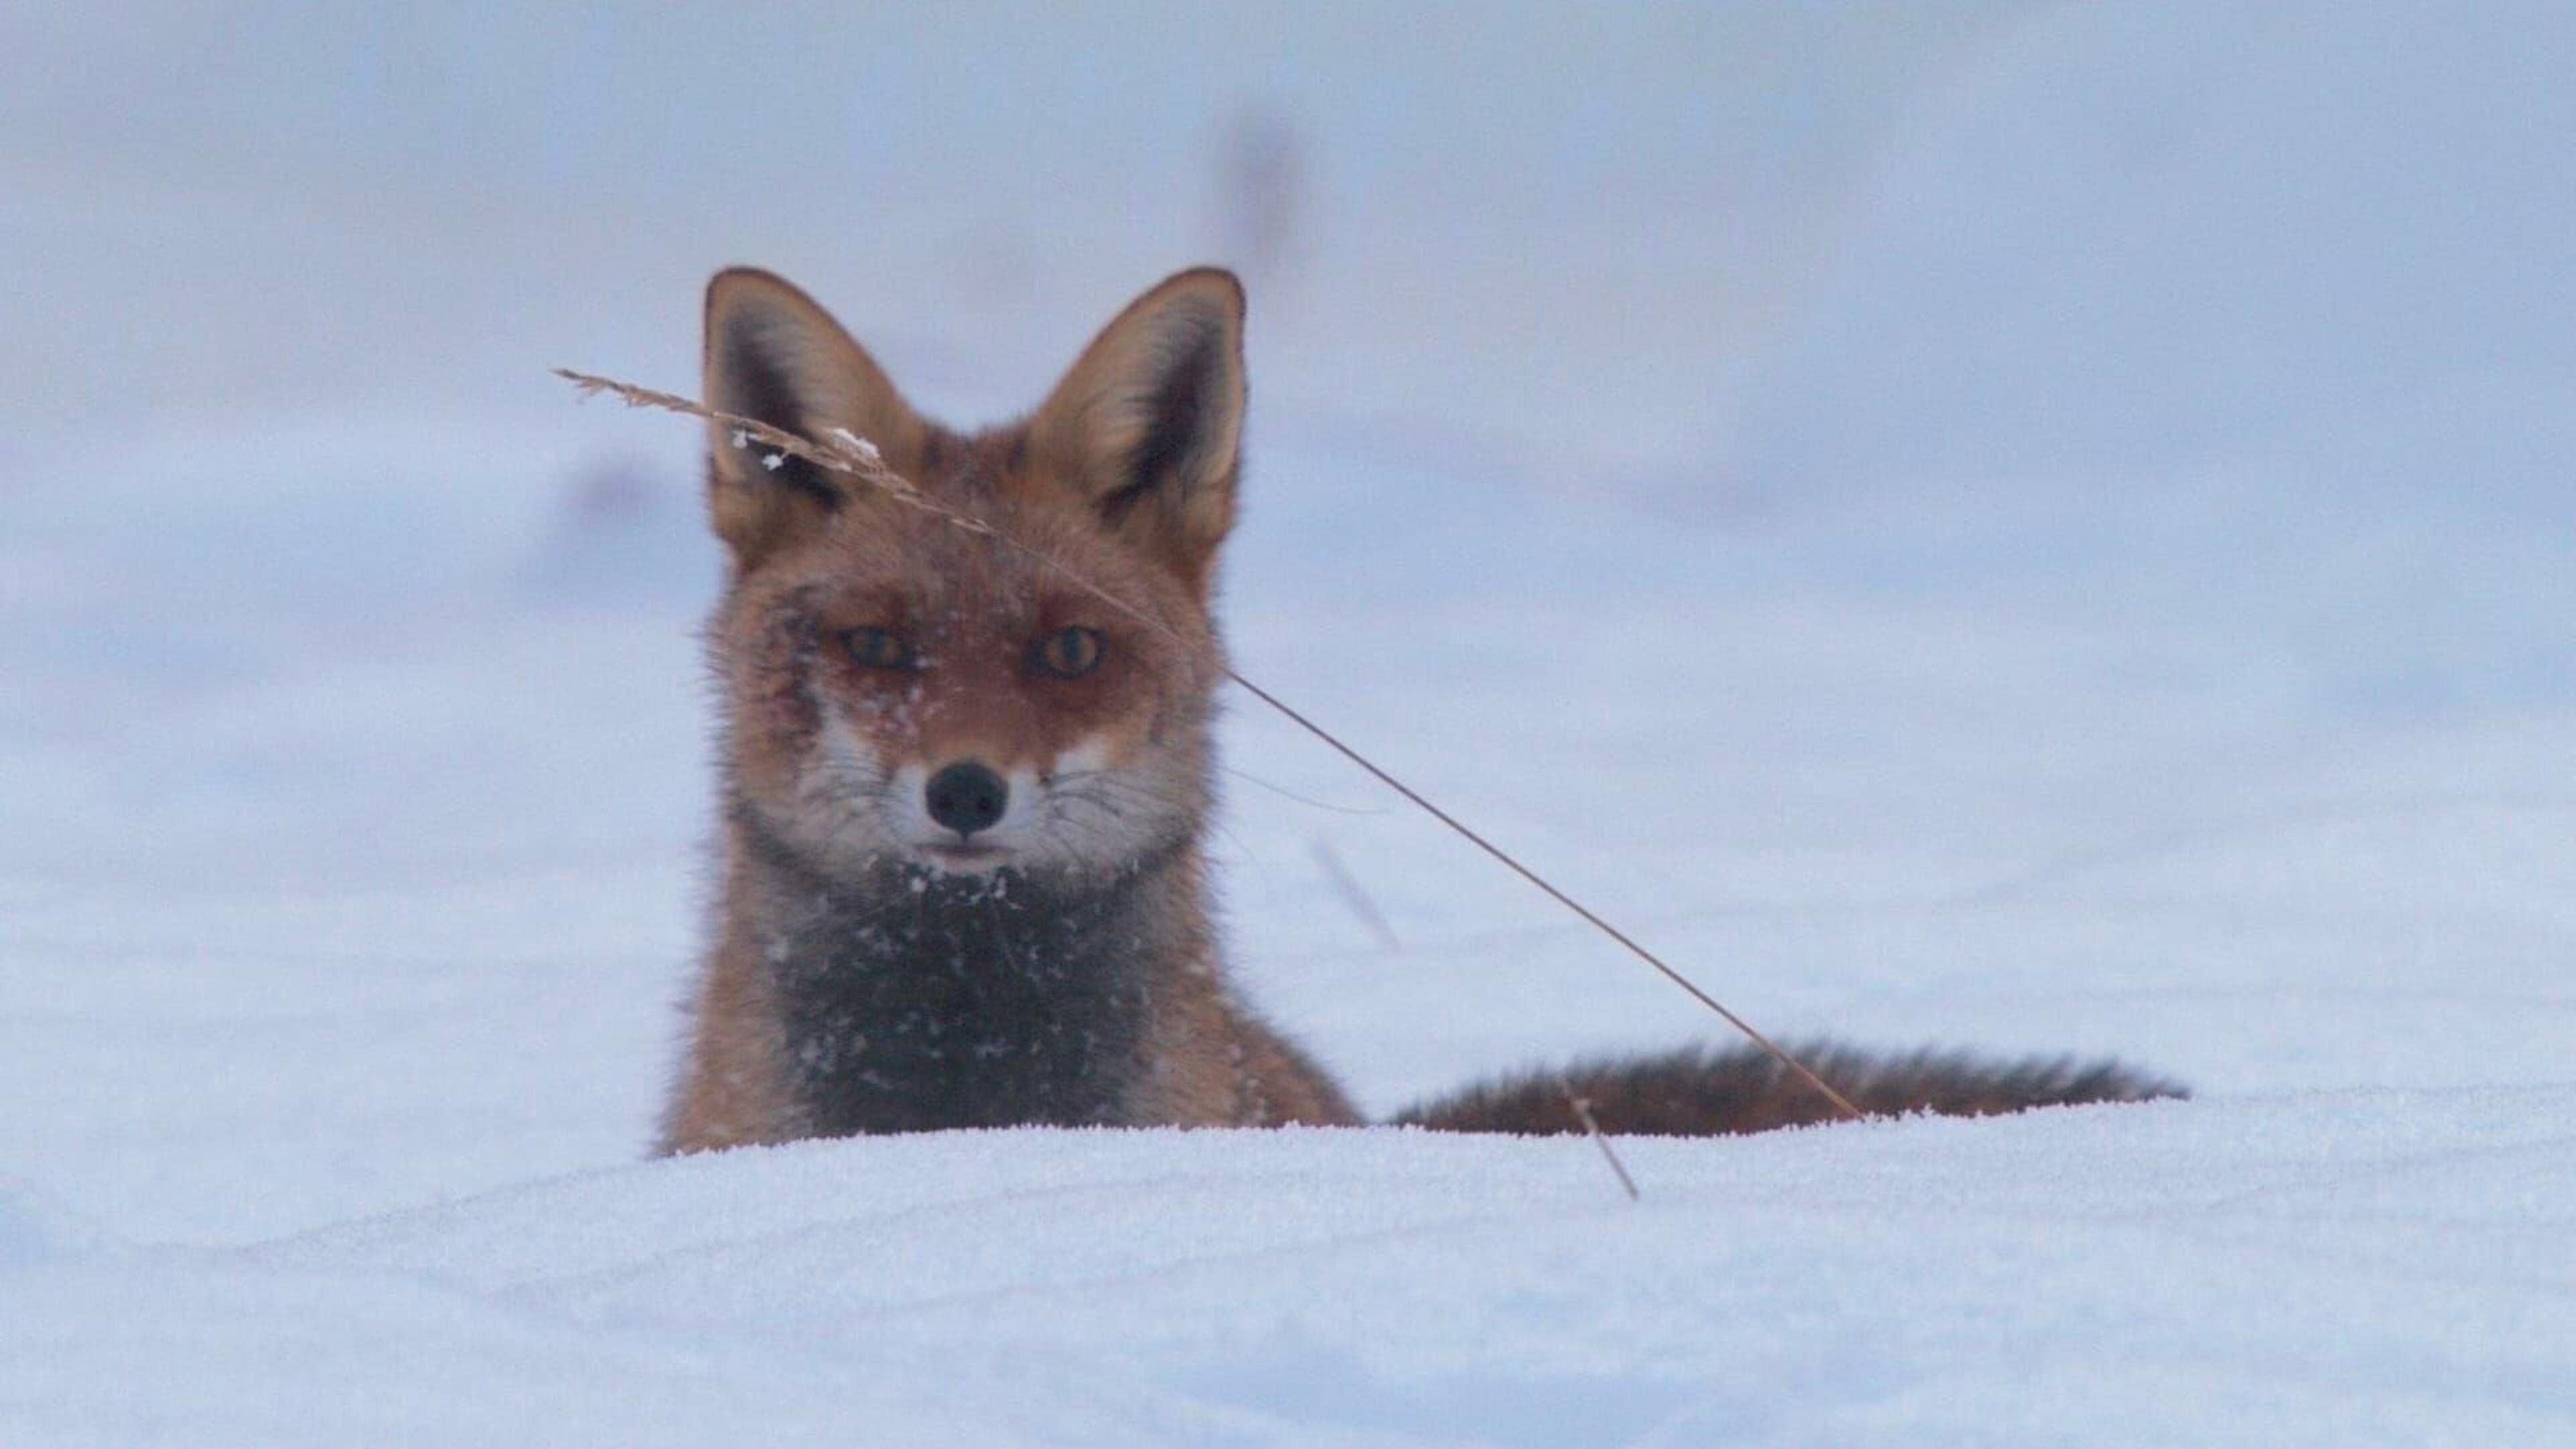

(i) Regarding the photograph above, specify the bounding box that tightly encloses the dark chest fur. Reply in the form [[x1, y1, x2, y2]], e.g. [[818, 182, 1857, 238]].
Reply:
[[743, 835, 1179, 1134]]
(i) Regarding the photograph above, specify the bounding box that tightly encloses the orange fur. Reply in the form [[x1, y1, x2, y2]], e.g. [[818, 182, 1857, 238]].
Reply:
[[657, 267, 2179, 1154]]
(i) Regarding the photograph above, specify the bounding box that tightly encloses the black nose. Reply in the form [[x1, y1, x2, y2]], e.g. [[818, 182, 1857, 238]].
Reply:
[[924, 761, 1008, 838]]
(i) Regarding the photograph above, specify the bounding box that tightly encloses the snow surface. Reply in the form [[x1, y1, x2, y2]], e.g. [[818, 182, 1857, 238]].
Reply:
[[4, 3, 2573, 1444]]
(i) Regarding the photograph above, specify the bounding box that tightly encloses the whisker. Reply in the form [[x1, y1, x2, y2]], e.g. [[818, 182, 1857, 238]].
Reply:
[[1222, 767, 1388, 816]]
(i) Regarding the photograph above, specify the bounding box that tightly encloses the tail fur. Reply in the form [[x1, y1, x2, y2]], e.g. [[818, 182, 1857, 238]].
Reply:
[[1393, 1042, 2186, 1136]]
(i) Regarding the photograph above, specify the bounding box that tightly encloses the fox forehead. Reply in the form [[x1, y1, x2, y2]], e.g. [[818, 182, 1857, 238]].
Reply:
[[745, 479, 1163, 633]]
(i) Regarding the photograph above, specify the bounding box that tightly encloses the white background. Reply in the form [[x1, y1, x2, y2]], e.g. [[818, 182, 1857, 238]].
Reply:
[[3, 4, 2571, 1442]]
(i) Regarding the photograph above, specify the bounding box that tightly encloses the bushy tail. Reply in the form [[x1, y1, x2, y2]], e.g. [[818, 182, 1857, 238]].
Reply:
[[1391, 1042, 2186, 1136]]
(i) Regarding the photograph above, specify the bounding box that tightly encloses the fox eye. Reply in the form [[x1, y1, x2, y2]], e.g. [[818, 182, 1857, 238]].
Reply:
[[1034, 626, 1105, 680], [840, 627, 914, 671]]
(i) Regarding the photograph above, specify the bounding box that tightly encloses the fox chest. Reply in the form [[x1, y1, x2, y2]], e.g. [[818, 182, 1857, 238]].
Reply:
[[764, 884, 1156, 1134]]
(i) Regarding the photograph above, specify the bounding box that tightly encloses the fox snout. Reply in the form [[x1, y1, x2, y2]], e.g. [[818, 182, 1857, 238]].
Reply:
[[923, 761, 1008, 839]]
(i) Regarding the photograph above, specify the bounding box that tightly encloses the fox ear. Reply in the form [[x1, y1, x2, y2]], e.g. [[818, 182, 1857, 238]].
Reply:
[[1025, 268, 1246, 589], [701, 268, 925, 565]]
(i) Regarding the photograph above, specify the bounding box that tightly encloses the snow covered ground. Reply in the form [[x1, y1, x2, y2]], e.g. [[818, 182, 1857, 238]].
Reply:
[[4, 4, 2573, 1444]]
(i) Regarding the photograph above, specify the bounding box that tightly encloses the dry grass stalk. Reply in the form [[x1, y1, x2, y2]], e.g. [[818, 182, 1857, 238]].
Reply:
[[1560, 1073, 1642, 1201], [556, 366, 1867, 1126], [1309, 838, 1401, 951]]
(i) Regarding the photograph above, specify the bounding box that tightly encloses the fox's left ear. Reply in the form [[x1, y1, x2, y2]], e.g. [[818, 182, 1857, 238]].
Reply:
[[1025, 268, 1246, 590]]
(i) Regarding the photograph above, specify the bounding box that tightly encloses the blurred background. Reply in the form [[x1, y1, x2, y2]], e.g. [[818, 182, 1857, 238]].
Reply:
[[3, 3, 2572, 1243]]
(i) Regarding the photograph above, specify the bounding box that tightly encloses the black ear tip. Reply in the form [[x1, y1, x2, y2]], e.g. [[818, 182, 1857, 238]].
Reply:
[[706, 266, 770, 308], [1160, 267, 1246, 321], [704, 267, 818, 329]]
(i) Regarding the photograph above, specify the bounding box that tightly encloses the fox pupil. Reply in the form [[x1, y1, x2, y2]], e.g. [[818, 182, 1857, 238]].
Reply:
[[841, 627, 911, 671], [1037, 627, 1105, 679]]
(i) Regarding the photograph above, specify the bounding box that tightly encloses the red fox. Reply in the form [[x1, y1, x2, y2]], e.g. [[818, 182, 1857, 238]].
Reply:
[[658, 267, 2182, 1152]]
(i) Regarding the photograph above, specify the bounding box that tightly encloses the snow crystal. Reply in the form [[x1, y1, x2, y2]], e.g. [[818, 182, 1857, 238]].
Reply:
[[826, 427, 881, 463]]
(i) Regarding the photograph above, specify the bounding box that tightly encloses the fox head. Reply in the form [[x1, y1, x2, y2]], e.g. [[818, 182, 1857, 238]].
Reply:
[[699, 267, 1244, 885]]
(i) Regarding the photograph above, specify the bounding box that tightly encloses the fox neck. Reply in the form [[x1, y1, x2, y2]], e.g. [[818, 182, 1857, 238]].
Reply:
[[729, 807, 1203, 1135]]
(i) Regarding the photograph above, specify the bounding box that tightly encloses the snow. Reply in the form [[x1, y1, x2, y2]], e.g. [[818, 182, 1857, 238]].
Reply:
[[9, 1097, 2573, 1444], [5, 3, 2573, 1444]]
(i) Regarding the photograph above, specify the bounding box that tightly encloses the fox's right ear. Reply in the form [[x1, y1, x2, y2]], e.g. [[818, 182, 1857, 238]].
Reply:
[[701, 268, 924, 565]]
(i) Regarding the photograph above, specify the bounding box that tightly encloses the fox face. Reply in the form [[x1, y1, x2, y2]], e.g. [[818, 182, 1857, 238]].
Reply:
[[700, 268, 1244, 885]]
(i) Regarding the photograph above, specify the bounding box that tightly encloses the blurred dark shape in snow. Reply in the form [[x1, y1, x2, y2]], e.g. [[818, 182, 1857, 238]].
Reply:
[[521, 454, 717, 608], [1214, 108, 1309, 298]]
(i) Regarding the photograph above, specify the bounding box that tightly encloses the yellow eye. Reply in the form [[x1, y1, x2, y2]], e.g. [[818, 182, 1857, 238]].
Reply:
[[841, 627, 914, 671], [1034, 626, 1105, 679]]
